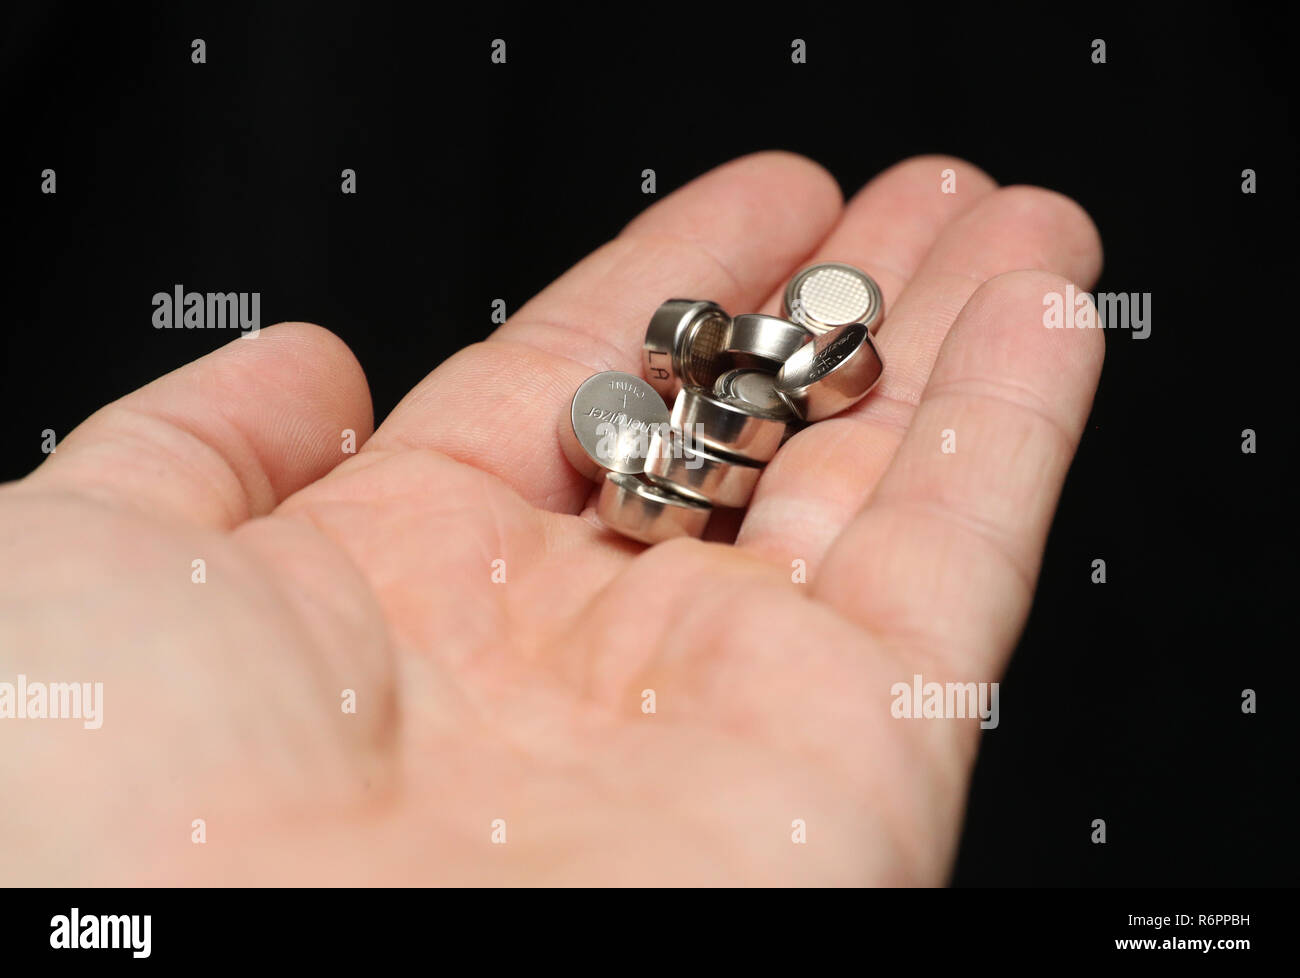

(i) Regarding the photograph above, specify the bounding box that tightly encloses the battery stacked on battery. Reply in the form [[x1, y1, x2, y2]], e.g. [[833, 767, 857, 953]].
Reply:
[[559, 262, 886, 544]]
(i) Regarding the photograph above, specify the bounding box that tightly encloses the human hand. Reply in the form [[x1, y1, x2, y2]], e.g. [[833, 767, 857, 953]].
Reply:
[[0, 152, 1102, 885]]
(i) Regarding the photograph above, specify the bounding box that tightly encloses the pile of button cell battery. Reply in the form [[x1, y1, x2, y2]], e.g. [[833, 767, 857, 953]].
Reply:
[[560, 262, 885, 544]]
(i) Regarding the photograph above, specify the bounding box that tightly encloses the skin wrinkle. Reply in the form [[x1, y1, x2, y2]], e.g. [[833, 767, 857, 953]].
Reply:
[[496, 318, 631, 374], [240, 510, 401, 748], [273, 407, 342, 481], [190, 331, 366, 514], [536, 482, 579, 516], [371, 342, 606, 514], [919, 379, 1083, 454], [539, 577, 883, 883], [845, 390, 921, 432], [377, 344, 575, 453], [378, 421, 555, 502], [623, 227, 749, 298], [32, 412, 250, 528], [639, 577, 944, 881], [483, 482, 521, 650], [875, 494, 1040, 601], [123, 384, 301, 521], [834, 257, 912, 298]]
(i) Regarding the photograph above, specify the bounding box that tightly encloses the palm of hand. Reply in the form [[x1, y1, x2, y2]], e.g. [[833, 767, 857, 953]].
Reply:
[[1, 153, 1103, 885]]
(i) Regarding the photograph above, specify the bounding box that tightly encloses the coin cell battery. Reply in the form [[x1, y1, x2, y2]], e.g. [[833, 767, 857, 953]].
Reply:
[[775, 322, 884, 422], [644, 428, 763, 508], [561, 371, 670, 480], [721, 313, 811, 372], [713, 368, 792, 418], [783, 262, 884, 335], [596, 472, 712, 544], [642, 299, 731, 400], [671, 385, 789, 464]]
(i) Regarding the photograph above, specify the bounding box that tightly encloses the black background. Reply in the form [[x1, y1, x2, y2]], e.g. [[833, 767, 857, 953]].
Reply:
[[9, 888, 1281, 962], [5, 887, 1282, 962], [1, 4, 1294, 885]]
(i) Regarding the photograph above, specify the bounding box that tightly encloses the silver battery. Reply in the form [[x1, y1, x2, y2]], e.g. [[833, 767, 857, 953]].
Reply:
[[560, 371, 671, 480], [721, 313, 812, 372], [713, 368, 793, 418], [645, 427, 763, 508], [775, 322, 884, 421], [643, 299, 731, 400], [671, 386, 788, 464], [783, 262, 884, 335], [596, 471, 711, 544]]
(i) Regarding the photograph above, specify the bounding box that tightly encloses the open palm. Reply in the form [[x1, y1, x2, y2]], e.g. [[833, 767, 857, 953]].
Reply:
[[1, 153, 1103, 885]]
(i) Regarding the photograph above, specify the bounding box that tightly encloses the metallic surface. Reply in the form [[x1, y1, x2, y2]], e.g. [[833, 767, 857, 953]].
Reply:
[[714, 368, 793, 418], [644, 428, 763, 508], [775, 322, 884, 421], [560, 371, 670, 480], [596, 472, 711, 544], [671, 386, 788, 464], [783, 262, 884, 335], [721, 313, 811, 371], [643, 299, 730, 400]]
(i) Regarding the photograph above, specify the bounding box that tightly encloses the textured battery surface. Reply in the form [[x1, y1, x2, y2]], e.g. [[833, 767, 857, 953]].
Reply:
[[681, 311, 729, 389], [795, 266, 874, 327]]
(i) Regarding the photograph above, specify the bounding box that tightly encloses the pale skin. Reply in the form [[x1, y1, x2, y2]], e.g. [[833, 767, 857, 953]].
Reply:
[[0, 153, 1103, 885]]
